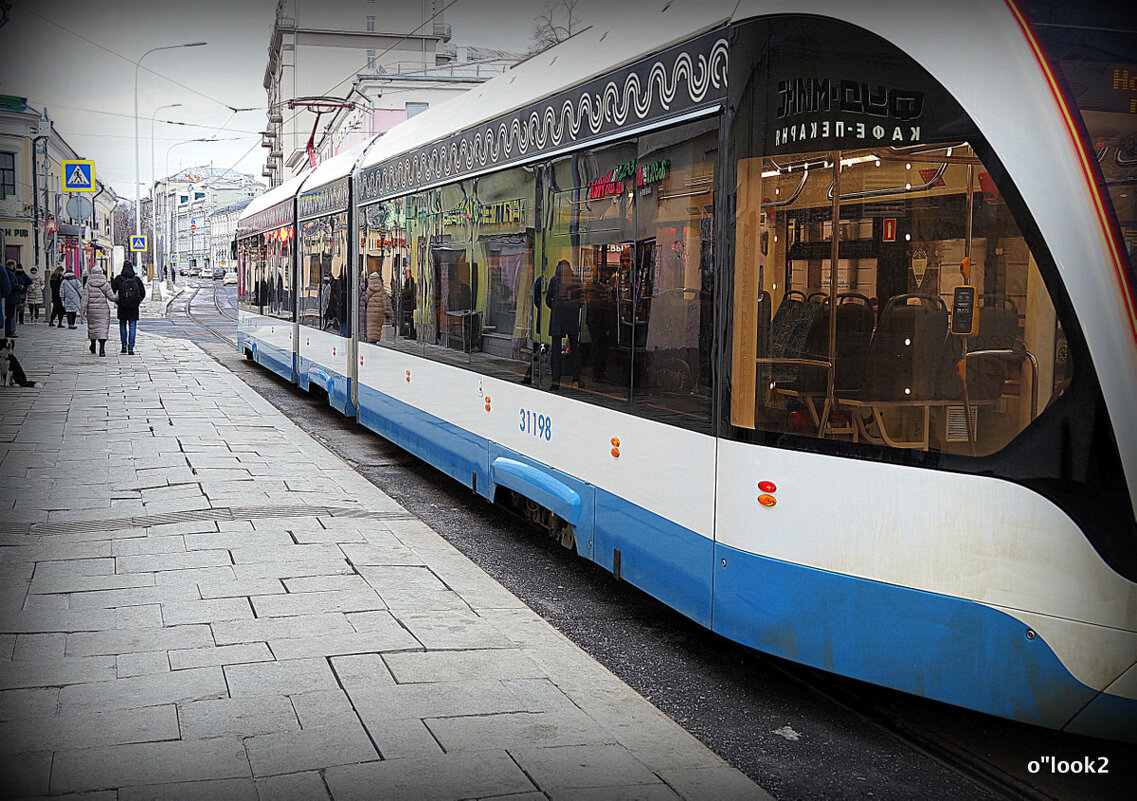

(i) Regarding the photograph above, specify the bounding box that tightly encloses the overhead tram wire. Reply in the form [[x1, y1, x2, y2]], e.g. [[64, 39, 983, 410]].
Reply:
[[260, 0, 469, 162], [10, 1, 260, 114]]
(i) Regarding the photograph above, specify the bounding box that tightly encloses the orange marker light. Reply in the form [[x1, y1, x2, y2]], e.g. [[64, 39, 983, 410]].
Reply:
[[758, 481, 777, 493], [611, 448, 620, 458], [611, 437, 620, 447], [758, 494, 777, 507], [485, 404, 491, 412]]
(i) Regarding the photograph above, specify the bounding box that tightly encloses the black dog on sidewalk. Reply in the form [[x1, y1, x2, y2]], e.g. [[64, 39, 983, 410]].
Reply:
[[0, 339, 37, 387]]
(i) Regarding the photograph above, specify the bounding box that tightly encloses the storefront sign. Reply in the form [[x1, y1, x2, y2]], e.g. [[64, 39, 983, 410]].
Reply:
[[1, 222, 32, 241]]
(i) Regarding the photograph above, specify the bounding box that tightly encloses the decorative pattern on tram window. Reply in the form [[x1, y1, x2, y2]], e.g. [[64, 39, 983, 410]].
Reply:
[[237, 200, 293, 238], [357, 30, 729, 203], [298, 177, 350, 221]]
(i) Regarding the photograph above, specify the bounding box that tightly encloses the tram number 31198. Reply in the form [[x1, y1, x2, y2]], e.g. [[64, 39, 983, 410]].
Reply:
[[520, 409, 552, 441]]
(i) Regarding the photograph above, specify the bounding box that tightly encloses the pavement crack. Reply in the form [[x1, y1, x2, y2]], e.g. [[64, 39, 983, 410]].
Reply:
[[326, 656, 384, 759]]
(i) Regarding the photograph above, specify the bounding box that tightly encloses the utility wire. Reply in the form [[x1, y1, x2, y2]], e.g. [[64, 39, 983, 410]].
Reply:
[[265, 0, 468, 165], [10, 0, 261, 113]]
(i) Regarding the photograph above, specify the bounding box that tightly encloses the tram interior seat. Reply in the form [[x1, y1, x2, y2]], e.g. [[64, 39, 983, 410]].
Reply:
[[768, 290, 823, 384], [835, 294, 980, 449], [967, 294, 1020, 401], [794, 292, 875, 394]]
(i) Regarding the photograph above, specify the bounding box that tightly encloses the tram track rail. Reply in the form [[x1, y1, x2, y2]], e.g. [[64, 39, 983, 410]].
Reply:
[[181, 282, 237, 347]]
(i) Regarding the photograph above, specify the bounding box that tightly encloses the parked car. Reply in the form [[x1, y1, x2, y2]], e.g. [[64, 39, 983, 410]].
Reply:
[[212, 268, 225, 280], [223, 270, 238, 285]]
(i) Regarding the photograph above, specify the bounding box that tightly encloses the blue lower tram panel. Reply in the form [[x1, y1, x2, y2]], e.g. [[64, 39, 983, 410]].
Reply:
[[248, 337, 295, 385], [352, 382, 1127, 738]]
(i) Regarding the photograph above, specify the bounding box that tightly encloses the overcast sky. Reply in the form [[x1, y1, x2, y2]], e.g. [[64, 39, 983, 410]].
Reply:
[[0, 0, 609, 202]]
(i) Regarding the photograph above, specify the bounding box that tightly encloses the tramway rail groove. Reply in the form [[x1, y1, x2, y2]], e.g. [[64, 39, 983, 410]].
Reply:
[[182, 283, 237, 347]]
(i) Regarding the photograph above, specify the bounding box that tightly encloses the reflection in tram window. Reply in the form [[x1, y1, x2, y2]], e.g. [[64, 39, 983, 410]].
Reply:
[[546, 141, 637, 400], [632, 119, 718, 428], [237, 229, 293, 321], [358, 199, 406, 345], [298, 211, 349, 334], [391, 169, 536, 380]]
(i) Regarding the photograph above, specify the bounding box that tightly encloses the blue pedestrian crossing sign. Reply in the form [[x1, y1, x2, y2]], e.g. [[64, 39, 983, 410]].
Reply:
[[130, 235, 148, 252], [62, 160, 96, 192]]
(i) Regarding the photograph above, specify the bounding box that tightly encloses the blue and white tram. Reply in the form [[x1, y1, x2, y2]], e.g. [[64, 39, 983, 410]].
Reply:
[[236, 173, 305, 382], [237, 0, 1137, 740]]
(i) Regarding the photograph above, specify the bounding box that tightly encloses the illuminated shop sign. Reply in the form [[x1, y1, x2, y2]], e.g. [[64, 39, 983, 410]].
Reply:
[[442, 197, 527, 226], [587, 159, 670, 200]]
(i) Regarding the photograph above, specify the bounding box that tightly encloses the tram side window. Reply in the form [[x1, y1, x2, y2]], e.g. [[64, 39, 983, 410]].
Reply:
[[631, 119, 718, 429], [358, 199, 407, 346], [544, 142, 637, 401], [298, 212, 349, 333], [728, 19, 1072, 457]]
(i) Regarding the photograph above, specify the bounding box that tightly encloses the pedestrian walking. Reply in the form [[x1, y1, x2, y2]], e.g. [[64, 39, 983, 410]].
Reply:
[[0, 261, 10, 336], [4, 260, 31, 337], [60, 270, 83, 329], [79, 267, 116, 357], [49, 267, 65, 327], [13, 263, 31, 326], [27, 265, 45, 324], [112, 261, 145, 354]]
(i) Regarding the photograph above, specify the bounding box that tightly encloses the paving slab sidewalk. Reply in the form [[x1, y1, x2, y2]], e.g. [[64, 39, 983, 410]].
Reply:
[[0, 324, 772, 800]]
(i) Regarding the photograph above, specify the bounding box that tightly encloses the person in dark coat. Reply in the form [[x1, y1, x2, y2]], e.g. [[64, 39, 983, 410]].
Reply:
[[112, 261, 146, 354], [4, 260, 31, 337], [49, 267, 65, 326], [0, 263, 10, 336], [545, 259, 583, 390]]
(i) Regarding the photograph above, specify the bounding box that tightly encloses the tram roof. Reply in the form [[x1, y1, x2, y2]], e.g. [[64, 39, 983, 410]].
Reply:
[[355, 0, 737, 174], [238, 171, 308, 223], [299, 138, 376, 194]]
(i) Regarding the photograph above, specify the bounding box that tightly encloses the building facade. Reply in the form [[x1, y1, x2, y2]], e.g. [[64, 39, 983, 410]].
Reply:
[[0, 96, 117, 278], [153, 167, 261, 275], [261, 0, 520, 186], [209, 197, 253, 275]]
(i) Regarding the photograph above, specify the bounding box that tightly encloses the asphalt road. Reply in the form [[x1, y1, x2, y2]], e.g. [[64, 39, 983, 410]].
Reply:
[[142, 281, 1135, 801]]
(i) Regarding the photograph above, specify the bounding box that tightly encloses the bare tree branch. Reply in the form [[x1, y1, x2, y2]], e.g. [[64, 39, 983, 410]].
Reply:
[[530, 0, 585, 53]]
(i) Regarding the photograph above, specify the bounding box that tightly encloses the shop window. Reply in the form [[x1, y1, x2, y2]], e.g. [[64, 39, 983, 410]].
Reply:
[[0, 152, 14, 197]]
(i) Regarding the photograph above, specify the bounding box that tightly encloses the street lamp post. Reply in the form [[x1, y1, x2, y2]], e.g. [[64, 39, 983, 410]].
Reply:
[[149, 102, 181, 288], [134, 41, 205, 296]]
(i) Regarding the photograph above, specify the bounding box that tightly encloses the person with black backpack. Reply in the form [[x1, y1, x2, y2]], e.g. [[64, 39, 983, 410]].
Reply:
[[112, 261, 146, 354]]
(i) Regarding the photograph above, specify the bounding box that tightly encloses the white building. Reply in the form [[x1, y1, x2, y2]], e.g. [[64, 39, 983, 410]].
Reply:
[[208, 197, 253, 275], [1, 96, 117, 278], [153, 167, 261, 276], [261, 0, 520, 186]]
